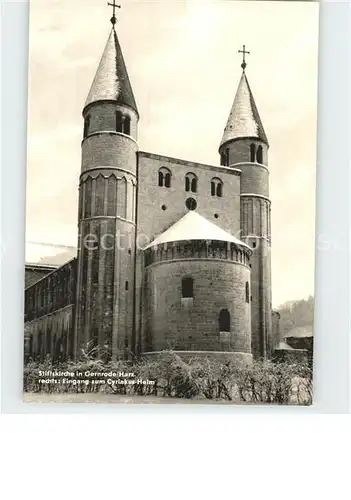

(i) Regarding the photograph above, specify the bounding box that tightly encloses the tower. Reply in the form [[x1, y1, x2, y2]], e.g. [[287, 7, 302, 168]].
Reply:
[[218, 47, 272, 359], [74, 15, 138, 360]]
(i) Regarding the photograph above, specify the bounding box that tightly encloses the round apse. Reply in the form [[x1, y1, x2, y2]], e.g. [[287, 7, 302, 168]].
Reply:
[[185, 197, 197, 211]]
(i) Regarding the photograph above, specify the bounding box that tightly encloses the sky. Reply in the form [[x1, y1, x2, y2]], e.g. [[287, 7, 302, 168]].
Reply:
[[25, 0, 319, 307]]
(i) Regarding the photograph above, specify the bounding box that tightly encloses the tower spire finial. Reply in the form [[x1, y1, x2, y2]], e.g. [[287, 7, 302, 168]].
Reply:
[[107, 1, 121, 26], [238, 44, 250, 71]]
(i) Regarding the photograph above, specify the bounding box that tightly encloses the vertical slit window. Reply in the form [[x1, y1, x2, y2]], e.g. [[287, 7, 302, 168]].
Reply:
[[182, 277, 194, 298], [123, 116, 131, 135], [83, 115, 90, 139], [250, 143, 256, 163], [219, 309, 230, 332], [116, 112, 123, 133]]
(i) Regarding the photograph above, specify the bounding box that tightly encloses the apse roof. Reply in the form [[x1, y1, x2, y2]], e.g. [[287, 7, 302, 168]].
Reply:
[[275, 342, 295, 351], [84, 28, 138, 114], [220, 71, 268, 148], [144, 211, 251, 250]]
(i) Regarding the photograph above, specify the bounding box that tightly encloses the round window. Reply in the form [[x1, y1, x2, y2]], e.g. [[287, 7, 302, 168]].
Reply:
[[185, 198, 197, 211]]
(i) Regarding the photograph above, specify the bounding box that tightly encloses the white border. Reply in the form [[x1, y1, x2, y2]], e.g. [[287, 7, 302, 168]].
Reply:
[[0, 0, 350, 413]]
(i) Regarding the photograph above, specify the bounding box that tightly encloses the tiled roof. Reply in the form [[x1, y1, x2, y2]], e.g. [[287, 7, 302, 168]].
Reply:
[[84, 28, 138, 114], [220, 71, 268, 148], [144, 211, 251, 250]]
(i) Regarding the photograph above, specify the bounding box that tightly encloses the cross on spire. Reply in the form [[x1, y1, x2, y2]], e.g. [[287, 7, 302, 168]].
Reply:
[[238, 45, 250, 70], [107, 1, 121, 26]]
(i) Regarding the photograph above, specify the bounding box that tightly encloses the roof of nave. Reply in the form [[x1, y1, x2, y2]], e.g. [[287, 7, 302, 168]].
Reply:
[[25, 263, 59, 271], [84, 28, 138, 114], [144, 211, 251, 250], [220, 71, 268, 149], [285, 326, 313, 338]]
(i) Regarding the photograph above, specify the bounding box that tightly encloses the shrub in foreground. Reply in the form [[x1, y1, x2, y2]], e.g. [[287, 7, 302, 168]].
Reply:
[[23, 349, 312, 405]]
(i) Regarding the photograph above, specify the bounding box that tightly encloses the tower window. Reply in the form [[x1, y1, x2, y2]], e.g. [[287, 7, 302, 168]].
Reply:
[[211, 178, 223, 197], [219, 309, 230, 332], [256, 145, 263, 164], [125, 281, 129, 291], [123, 115, 131, 135], [83, 115, 90, 139], [220, 149, 229, 166], [250, 143, 256, 163], [158, 167, 172, 188], [182, 277, 194, 298], [116, 111, 123, 132], [185, 173, 197, 193], [245, 282, 250, 303]]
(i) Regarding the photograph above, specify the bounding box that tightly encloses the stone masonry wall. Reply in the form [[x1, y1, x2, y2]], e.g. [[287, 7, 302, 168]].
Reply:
[[25, 264, 58, 289], [24, 259, 77, 361], [25, 305, 75, 362], [142, 258, 251, 354], [137, 152, 242, 244], [134, 152, 244, 354], [219, 137, 268, 167], [76, 101, 138, 360]]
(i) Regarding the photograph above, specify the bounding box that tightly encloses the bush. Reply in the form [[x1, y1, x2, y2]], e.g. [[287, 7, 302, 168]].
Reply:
[[23, 350, 312, 405]]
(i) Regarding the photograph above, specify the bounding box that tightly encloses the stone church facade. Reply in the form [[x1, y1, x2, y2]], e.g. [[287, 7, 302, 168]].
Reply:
[[24, 24, 280, 363]]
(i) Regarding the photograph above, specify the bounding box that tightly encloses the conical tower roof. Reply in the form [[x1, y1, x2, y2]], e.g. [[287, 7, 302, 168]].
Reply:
[[220, 71, 268, 148], [84, 28, 138, 114], [144, 211, 251, 250]]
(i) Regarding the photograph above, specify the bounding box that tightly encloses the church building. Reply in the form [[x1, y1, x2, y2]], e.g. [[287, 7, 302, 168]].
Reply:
[[24, 14, 280, 364]]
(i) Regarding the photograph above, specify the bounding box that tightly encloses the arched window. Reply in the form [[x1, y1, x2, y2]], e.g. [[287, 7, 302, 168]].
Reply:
[[211, 181, 216, 196], [245, 282, 250, 303], [182, 277, 194, 298], [256, 145, 263, 164], [211, 178, 223, 197], [185, 173, 197, 193], [219, 309, 230, 332], [158, 167, 172, 188], [220, 148, 230, 166], [250, 143, 256, 163], [123, 115, 131, 135], [116, 111, 123, 132], [83, 115, 90, 139]]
